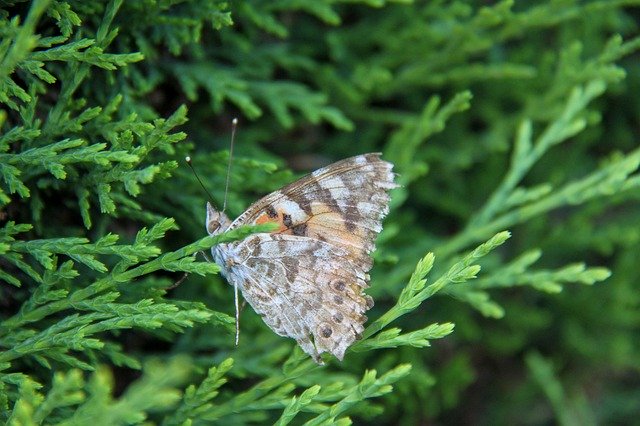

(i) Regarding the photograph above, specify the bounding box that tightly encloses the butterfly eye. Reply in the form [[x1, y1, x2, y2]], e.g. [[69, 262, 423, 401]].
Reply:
[[207, 219, 221, 235]]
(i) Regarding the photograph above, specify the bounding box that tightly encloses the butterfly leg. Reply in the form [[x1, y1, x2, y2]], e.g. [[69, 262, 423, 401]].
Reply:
[[234, 279, 240, 346], [168, 250, 213, 290], [198, 250, 213, 262], [167, 272, 189, 290]]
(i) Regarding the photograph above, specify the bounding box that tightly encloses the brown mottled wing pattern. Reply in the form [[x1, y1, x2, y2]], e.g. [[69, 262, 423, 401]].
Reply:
[[225, 234, 373, 362], [229, 153, 397, 270], [224, 153, 397, 362]]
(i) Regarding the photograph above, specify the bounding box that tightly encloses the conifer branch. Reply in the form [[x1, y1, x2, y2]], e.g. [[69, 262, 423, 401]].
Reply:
[[439, 146, 640, 259], [275, 385, 322, 426], [469, 80, 606, 229], [164, 358, 234, 426], [363, 232, 510, 341], [303, 365, 412, 426]]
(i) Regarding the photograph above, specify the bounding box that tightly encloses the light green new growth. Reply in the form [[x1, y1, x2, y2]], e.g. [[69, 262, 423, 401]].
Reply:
[[6, 357, 193, 425], [275, 385, 321, 426], [302, 364, 412, 426], [0, 220, 276, 372], [165, 358, 235, 426], [362, 232, 510, 341]]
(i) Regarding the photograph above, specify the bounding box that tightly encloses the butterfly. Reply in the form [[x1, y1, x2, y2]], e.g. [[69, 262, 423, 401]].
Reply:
[[206, 153, 397, 364]]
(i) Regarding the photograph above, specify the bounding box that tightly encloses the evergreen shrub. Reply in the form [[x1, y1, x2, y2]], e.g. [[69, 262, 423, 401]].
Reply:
[[1, 0, 639, 424]]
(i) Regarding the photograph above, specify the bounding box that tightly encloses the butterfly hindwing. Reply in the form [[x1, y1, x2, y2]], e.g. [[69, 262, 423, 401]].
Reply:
[[226, 233, 371, 363]]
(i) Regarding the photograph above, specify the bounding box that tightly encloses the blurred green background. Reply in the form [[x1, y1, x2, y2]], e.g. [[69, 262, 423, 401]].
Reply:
[[2, 0, 640, 424]]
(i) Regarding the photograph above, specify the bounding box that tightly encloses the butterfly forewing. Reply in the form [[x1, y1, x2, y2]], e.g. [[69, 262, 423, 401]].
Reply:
[[230, 153, 396, 267]]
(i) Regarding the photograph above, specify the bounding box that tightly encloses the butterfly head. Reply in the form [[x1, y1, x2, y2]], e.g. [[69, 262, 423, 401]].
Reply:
[[206, 202, 232, 236]]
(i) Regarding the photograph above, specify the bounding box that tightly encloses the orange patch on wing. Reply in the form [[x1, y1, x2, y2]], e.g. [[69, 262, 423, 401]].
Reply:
[[255, 211, 287, 232]]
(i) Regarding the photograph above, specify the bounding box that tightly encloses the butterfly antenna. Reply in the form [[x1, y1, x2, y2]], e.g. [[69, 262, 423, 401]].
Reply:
[[185, 156, 215, 204], [222, 118, 238, 213]]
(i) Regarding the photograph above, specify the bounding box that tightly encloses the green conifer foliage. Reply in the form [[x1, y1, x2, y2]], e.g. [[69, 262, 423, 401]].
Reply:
[[1, 0, 639, 424]]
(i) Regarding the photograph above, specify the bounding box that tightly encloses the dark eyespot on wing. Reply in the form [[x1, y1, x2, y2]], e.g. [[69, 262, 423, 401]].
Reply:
[[291, 223, 307, 236], [266, 205, 278, 218]]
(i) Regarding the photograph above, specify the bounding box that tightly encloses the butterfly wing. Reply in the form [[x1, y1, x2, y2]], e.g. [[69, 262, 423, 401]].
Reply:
[[220, 153, 397, 362], [229, 153, 397, 270], [225, 233, 373, 363]]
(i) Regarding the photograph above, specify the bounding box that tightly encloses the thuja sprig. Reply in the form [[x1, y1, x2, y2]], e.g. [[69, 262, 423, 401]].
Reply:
[[36, 357, 190, 425], [9, 231, 160, 273], [423, 82, 635, 317], [302, 365, 412, 426], [439, 80, 640, 259], [275, 385, 322, 426], [31, 369, 84, 424], [4, 374, 43, 426], [0, 220, 275, 331], [471, 80, 606, 229], [237, 0, 414, 38], [4, 356, 410, 425], [29, 38, 143, 71], [170, 63, 353, 130], [0, 137, 139, 208], [0, 217, 169, 287], [525, 352, 595, 425], [0, 221, 276, 370], [0, 1, 189, 231], [0, 0, 142, 112], [74, 105, 188, 227], [2, 138, 138, 177], [181, 343, 338, 423], [476, 249, 611, 294], [0, 0, 50, 109], [360, 232, 511, 344], [539, 35, 640, 108], [441, 145, 640, 261], [164, 358, 235, 426], [446, 249, 611, 318], [119, 1, 232, 57], [0, 306, 211, 367], [353, 323, 455, 352], [204, 358, 410, 424]]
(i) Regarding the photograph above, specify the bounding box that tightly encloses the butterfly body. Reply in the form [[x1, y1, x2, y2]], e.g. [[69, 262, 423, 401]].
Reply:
[[206, 153, 397, 363]]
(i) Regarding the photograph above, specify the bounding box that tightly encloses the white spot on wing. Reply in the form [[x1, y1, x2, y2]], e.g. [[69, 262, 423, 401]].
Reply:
[[321, 176, 347, 200], [357, 201, 376, 212], [353, 155, 368, 165], [276, 199, 308, 223]]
